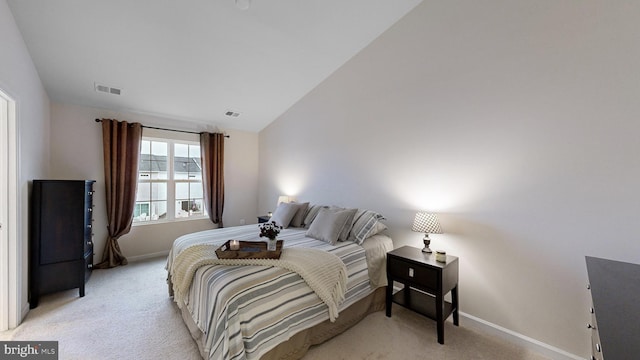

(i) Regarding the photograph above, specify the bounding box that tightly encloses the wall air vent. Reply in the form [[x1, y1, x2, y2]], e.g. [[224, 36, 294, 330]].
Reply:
[[225, 110, 241, 117], [94, 82, 122, 96]]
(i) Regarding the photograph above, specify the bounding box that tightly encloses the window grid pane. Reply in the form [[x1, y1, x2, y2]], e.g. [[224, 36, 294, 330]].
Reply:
[[175, 180, 204, 218], [174, 143, 201, 180], [136, 138, 205, 223]]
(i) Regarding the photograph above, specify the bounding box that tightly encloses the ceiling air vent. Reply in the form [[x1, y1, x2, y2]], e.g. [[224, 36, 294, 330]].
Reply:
[[94, 82, 122, 96]]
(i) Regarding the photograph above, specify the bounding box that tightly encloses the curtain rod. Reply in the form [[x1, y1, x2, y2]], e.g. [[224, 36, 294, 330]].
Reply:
[[94, 118, 230, 138]]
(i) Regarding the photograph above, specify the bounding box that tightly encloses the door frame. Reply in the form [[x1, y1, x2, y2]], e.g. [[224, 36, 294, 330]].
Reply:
[[0, 87, 20, 331]]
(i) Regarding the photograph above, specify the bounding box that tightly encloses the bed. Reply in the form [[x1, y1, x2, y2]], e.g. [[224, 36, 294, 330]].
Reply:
[[166, 205, 392, 360]]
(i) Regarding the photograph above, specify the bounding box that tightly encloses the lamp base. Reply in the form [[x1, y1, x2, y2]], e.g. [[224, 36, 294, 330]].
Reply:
[[422, 235, 432, 253]]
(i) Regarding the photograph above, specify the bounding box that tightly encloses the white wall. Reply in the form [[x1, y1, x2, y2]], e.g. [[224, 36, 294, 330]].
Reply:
[[50, 102, 259, 261], [259, 0, 640, 357], [0, 0, 50, 322]]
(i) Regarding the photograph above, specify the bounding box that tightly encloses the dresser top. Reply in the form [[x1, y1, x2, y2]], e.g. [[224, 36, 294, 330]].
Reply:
[[34, 179, 95, 183]]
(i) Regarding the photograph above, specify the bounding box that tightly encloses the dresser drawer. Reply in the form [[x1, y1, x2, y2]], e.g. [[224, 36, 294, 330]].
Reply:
[[84, 232, 94, 253], [84, 251, 93, 283], [591, 334, 603, 360], [388, 256, 438, 290]]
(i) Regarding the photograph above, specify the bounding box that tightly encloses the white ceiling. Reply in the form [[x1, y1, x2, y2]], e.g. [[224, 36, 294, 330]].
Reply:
[[7, 0, 422, 132]]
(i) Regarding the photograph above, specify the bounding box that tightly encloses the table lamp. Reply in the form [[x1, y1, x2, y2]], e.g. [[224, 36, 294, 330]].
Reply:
[[411, 212, 443, 253], [277, 195, 293, 205]]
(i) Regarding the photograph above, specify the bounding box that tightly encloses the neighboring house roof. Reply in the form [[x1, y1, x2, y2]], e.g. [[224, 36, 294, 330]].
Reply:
[[139, 155, 201, 174]]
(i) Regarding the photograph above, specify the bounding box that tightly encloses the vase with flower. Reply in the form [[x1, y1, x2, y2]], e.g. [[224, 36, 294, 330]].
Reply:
[[259, 222, 282, 251]]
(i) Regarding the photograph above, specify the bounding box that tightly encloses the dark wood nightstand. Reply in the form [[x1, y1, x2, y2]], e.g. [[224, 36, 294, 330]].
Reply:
[[386, 246, 459, 344], [257, 215, 271, 223]]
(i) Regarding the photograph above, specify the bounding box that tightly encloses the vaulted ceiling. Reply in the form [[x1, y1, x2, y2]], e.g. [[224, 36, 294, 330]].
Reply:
[[8, 0, 422, 132]]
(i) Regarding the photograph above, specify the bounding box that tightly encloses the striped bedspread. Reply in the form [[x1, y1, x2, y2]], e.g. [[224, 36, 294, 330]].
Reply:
[[166, 224, 391, 360]]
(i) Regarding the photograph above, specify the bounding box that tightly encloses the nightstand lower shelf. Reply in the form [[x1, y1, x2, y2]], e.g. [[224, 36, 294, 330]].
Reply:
[[392, 286, 455, 322]]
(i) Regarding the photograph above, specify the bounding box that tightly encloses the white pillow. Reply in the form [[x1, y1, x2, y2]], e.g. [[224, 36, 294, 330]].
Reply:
[[270, 202, 299, 228], [305, 208, 355, 245]]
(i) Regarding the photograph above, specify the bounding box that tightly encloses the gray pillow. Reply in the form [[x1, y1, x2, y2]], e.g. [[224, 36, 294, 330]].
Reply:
[[305, 208, 355, 245], [347, 209, 387, 245], [289, 202, 309, 228], [303, 204, 327, 228], [337, 208, 357, 241], [270, 202, 299, 228]]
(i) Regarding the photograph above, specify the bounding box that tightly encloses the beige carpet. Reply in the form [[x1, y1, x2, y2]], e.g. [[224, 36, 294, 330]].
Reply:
[[1, 257, 549, 360]]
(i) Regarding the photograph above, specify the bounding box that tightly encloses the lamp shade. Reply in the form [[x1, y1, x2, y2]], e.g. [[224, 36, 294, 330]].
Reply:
[[277, 195, 296, 205], [411, 212, 443, 234]]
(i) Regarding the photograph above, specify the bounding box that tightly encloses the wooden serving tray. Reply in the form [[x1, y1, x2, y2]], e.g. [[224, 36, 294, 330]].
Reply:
[[215, 240, 283, 259]]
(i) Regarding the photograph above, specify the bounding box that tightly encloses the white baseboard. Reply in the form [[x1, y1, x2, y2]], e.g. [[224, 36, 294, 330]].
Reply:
[[127, 251, 169, 263], [459, 312, 584, 360], [391, 284, 582, 360], [20, 302, 29, 325]]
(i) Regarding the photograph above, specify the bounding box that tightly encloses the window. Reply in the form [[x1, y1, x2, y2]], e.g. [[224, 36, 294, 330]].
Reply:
[[134, 136, 205, 223]]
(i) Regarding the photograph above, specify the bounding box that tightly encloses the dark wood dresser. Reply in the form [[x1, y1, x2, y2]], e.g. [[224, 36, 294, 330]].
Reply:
[[29, 180, 95, 308], [586, 256, 640, 360]]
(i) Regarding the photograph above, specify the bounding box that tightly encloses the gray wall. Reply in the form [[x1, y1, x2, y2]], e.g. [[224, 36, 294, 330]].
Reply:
[[258, 0, 640, 357], [0, 0, 50, 322]]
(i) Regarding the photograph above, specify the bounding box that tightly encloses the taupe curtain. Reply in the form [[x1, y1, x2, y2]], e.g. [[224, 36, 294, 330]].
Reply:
[[200, 132, 225, 227], [96, 119, 142, 269]]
